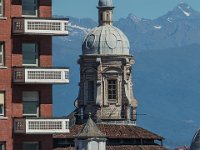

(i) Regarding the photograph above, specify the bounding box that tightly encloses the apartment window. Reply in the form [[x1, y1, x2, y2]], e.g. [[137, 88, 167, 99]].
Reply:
[[0, 42, 4, 66], [23, 142, 39, 150], [107, 79, 117, 100], [0, 92, 4, 116], [23, 91, 39, 117], [22, 0, 37, 17], [0, 142, 5, 150], [0, 0, 3, 17], [22, 43, 38, 66], [88, 81, 95, 101]]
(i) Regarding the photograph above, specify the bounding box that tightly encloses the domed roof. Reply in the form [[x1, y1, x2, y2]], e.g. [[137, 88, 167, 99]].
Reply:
[[82, 25, 130, 55], [99, 0, 113, 7]]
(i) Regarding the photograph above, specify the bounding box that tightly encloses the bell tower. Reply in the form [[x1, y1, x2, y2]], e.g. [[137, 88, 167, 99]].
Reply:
[[75, 0, 137, 125]]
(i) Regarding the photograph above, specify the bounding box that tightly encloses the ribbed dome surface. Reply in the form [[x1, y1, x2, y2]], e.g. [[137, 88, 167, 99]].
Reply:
[[82, 25, 130, 55], [99, 0, 113, 7]]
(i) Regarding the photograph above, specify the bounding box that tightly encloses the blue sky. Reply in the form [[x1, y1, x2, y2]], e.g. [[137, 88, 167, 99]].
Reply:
[[53, 0, 200, 20]]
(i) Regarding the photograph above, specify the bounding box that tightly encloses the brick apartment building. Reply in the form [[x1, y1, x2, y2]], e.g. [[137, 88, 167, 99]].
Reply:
[[0, 0, 69, 149]]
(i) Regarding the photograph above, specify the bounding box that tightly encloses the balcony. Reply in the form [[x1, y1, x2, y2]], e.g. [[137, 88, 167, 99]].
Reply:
[[14, 118, 69, 134], [12, 18, 68, 35], [13, 67, 69, 84]]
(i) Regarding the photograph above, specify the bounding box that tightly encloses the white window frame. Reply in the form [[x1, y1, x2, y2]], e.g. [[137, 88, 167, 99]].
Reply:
[[0, 0, 3, 17], [0, 142, 5, 150], [22, 91, 39, 117], [22, 0, 38, 17], [22, 43, 38, 67], [23, 142, 39, 150], [0, 42, 4, 66], [0, 92, 5, 116]]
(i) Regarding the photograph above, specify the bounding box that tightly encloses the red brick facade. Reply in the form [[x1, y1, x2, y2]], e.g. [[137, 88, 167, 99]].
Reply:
[[0, 0, 54, 149]]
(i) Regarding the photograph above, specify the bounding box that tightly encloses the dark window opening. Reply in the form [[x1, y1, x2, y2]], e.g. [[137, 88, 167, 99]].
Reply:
[[88, 81, 95, 101], [108, 79, 117, 100]]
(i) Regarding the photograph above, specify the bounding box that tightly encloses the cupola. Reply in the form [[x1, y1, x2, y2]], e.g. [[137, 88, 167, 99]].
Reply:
[[82, 0, 130, 56]]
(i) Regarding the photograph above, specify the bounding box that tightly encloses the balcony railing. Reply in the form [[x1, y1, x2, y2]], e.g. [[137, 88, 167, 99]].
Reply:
[[13, 67, 69, 84], [14, 118, 69, 134], [12, 18, 68, 35]]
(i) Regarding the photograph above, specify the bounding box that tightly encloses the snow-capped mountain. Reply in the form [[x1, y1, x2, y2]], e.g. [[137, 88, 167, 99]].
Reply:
[[116, 2, 200, 51], [57, 3, 200, 52], [53, 3, 200, 148], [165, 2, 199, 19]]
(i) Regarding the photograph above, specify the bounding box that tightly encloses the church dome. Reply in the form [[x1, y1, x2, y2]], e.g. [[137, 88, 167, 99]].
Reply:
[[82, 25, 130, 55], [99, 0, 113, 7]]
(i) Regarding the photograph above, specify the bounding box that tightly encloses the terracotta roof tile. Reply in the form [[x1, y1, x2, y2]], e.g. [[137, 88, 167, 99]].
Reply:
[[107, 145, 166, 150], [54, 124, 163, 140], [54, 145, 166, 150]]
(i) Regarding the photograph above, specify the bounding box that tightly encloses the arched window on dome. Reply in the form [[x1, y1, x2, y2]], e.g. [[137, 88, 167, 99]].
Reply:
[[100, 12, 103, 23], [106, 12, 110, 22]]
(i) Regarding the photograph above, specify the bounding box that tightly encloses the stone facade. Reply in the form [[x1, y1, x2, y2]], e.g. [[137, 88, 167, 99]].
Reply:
[[74, 0, 137, 125], [76, 55, 137, 124]]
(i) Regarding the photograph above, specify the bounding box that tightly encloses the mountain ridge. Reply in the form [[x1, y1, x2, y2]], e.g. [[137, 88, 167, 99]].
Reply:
[[55, 2, 200, 51]]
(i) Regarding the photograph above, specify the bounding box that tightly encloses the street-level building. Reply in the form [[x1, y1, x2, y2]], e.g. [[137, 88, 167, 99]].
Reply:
[[53, 0, 166, 149], [0, 0, 69, 149]]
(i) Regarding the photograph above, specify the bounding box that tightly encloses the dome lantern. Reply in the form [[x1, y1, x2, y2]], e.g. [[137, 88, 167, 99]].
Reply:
[[97, 0, 114, 26], [98, 0, 113, 7]]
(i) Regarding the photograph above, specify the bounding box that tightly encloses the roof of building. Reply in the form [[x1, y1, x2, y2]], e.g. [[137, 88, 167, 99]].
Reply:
[[82, 25, 130, 56], [107, 145, 166, 150], [76, 117, 106, 138], [99, 0, 113, 7], [55, 145, 165, 150], [190, 128, 200, 150], [54, 124, 163, 140]]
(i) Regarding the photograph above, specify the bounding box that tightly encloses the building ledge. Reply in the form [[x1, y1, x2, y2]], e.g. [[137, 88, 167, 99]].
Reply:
[[13, 67, 69, 84], [0, 17, 7, 20], [0, 66, 8, 69], [12, 17, 68, 35], [0, 117, 8, 120], [14, 118, 70, 134]]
